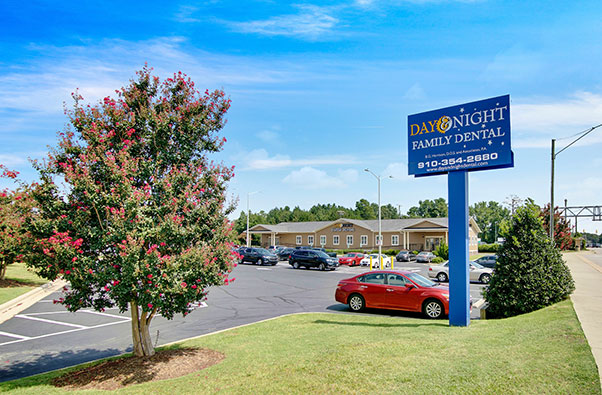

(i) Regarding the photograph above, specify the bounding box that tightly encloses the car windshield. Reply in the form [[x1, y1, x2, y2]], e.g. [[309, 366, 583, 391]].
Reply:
[[257, 248, 271, 255], [405, 272, 437, 287], [470, 261, 485, 269], [316, 251, 330, 258], [344, 253, 355, 257]]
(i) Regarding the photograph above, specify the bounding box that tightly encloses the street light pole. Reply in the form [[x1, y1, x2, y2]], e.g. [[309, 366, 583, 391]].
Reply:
[[550, 139, 555, 241], [365, 169, 392, 265], [246, 191, 260, 247], [550, 123, 602, 243]]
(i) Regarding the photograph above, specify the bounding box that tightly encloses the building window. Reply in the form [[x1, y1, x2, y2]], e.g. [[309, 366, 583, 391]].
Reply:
[[375, 235, 383, 246], [333, 235, 340, 245], [346, 235, 353, 247], [320, 235, 326, 246], [296, 235, 302, 245], [360, 235, 368, 246], [392, 235, 399, 246], [308, 235, 314, 245]]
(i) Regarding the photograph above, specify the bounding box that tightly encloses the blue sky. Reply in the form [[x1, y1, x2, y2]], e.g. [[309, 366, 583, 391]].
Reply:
[[1, 0, 602, 233]]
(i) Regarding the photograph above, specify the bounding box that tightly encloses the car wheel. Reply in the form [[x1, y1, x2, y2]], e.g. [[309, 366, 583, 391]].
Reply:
[[259, 258, 265, 265], [319, 263, 326, 271], [480, 273, 491, 284], [271, 262, 277, 266], [437, 272, 448, 282], [348, 294, 365, 312], [293, 261, 299, 269], [423, 299, 444, 319]]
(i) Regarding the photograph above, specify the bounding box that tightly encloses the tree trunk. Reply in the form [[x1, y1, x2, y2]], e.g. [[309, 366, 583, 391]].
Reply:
[[130, 301, 156, 357], [0, 261, 6, 281]]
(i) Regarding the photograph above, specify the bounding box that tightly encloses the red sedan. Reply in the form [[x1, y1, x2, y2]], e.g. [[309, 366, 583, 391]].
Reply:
[[335, 270, 451, 319], [338, 252, 365, 266]]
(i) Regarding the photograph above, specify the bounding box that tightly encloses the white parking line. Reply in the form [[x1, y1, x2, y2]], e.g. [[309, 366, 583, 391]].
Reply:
[[81, 310, 130, 320], [0, 318, 131, 347], [14, 314, 88, 329], [0, 330, 30, 340]]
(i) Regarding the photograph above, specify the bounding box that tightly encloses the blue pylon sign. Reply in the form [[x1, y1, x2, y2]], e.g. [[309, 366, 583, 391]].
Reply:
[[408, 95, 514, 326]]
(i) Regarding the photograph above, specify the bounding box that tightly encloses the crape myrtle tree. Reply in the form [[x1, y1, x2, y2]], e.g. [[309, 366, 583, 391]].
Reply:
[[484, 200, 574, 318], [0, 166, 33, 280], [541, 203, 573, 250], [25, 67, 236, 357]]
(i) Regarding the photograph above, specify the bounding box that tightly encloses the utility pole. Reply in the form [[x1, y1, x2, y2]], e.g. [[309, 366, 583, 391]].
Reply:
[[550, 123, 602, 243]]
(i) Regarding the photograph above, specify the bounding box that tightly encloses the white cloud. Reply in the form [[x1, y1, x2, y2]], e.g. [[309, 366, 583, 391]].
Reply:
[[383, 162, 412, 181], [283, 167, 348, 189], [0, 154, 29, 167], [512, 92, 602, 148], [256, 130, 280, 144], [226, 5, 339, 40], [403, 83, 427, 101], [244, 149, 355, 170], [0, 37, 304, 118], [339, 168, 359, 183]]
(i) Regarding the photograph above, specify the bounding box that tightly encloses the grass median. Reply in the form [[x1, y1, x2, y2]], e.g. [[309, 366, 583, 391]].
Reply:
[[1, 299, 599, 394], [0, 263, 47, 305]]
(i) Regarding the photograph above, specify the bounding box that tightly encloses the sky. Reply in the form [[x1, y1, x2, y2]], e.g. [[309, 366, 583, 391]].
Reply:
[[1, 0, 602, 234]]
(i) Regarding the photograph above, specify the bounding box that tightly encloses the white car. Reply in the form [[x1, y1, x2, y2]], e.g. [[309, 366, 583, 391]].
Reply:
[[360, 254, 392, 268], [428, 260, 493, 284]]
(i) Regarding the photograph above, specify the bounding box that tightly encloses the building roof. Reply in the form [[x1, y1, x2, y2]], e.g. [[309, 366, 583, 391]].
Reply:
[[249, 217, 479, 234]]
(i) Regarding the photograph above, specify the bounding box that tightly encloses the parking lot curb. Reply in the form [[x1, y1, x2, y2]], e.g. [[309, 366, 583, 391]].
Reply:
[[0, 279, 67, 325]]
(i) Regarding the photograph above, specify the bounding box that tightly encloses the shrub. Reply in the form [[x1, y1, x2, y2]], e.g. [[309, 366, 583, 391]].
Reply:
[[484, 201, 575, 318], [431, 257, 445, 264], [434, 242, 449, 260], [478, 243, 500, 253]]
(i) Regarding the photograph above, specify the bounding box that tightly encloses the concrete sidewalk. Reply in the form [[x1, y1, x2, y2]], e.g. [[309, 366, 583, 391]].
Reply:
[[0, 279, 66, 325], [564, 250, 602, 390]]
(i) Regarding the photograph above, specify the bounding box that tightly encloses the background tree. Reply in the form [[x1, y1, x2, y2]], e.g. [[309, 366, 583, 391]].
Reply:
[[469, 201, 510, 243], [484, 200, 574, 318], [406, 198, 448, 218], [0, 166, 33, 280], [541, 204, 574, 250], [24, 67, 235, 357]]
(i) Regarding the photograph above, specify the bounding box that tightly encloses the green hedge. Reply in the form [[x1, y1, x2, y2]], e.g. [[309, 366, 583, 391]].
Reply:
[[478, 243, 500, 253]]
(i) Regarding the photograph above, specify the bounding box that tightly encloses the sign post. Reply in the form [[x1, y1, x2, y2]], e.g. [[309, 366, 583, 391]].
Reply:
[[408, 95, 513, 327]]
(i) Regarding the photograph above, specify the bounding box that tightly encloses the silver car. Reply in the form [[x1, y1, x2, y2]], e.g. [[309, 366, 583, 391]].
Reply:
[[416, 251, 436, 263], [428, 260, 493, 284]]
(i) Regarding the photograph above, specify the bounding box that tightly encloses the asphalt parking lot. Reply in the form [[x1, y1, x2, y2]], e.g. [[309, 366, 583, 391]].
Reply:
[[0, 259, 484, 382]]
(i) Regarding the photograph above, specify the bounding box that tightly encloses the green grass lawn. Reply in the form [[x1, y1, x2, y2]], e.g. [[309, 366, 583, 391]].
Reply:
[[0, 263, 47, 305], [1, 299, 599, 394]]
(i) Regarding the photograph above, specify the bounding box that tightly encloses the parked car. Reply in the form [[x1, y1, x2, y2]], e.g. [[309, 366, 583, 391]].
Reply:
[[335, 270, 456, 318], [312, 247, 338, 258], [289, 249, 339, 271], [360, 254, 392, 268], [277, 247, 295, 261], [338, 252, 365, 266], [428, 260, 493, 284], [416, 251, 436, 263], [474, 255, 497, 269], [395, 250, 416, 262], [238, 247, 279, 265]]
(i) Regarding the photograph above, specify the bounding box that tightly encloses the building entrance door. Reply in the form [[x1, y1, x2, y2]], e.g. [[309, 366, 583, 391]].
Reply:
[[425, 237, 442, 251]]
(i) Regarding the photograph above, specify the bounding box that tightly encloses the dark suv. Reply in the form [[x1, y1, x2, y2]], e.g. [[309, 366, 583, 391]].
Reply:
[[289, 249, 339, 271], [238, 247, 279, 265], [311, 247, 337, 258]]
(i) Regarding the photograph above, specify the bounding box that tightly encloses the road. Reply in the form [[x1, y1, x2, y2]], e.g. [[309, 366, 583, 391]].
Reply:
[[0, 261, 485, 382]]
